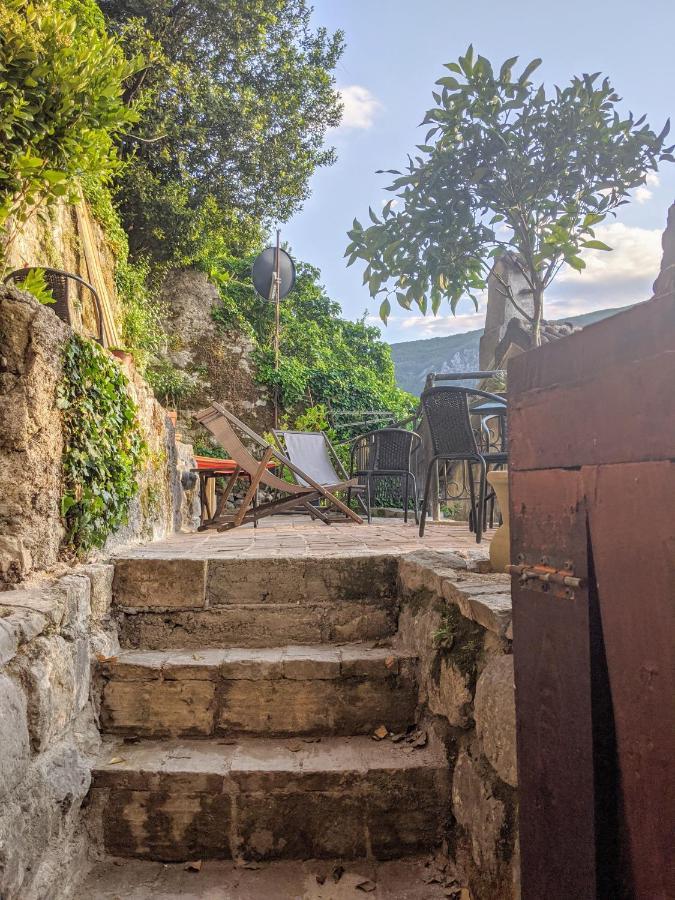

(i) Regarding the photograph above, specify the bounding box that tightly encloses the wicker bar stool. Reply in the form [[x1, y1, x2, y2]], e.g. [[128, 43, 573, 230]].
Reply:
[[4, 266, 105, 345], [418, 385, 507, 542]]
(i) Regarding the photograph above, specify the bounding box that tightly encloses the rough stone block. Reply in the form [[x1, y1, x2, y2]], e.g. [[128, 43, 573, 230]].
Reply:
[[81, 563, 115, 621], [235, 791, 367, 860], [452, 750, 506, 874], [117, 600, 396, 650], [206, 555, 398, 606], [442, 575, 512, 636], [113, 558, 207, 609], [103, 680, 216, 737], [427, 656, 473, 728], [475, 654, 517, 787], [55, 574, 91, 637], [0, 674, 30, 800], [13, 634, 82, 750], [101, 789, 231, 861], [282, 646, 340, 680], [0, 618, 19, 666]]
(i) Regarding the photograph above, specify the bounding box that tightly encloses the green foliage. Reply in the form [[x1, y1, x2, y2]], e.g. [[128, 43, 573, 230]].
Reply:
[[144, 356, 198, 408], [347, 47, 674, 343], [211, 254, 416, 437], [57, 335, 145, 551], [101, 0, 344, 265], [13, 267, 54, 304], [0, 0, 140, 267]]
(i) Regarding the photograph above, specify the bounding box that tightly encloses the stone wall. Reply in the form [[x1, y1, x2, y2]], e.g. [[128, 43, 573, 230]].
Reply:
[[159, 269, 274, 442], [0, 285, 197, 588], [396, 551, 518, 899], [0, 564, 117, 899]]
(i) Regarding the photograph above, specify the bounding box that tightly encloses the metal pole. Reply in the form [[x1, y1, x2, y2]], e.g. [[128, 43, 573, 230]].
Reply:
[[273, 229, 281, 427]]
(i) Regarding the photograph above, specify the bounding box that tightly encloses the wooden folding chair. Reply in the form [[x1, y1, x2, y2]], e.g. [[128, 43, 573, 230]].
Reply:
[[194, 404, 363, 530]]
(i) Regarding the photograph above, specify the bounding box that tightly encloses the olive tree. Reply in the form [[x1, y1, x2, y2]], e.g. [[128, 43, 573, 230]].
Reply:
[[346, 48, 673, 344]]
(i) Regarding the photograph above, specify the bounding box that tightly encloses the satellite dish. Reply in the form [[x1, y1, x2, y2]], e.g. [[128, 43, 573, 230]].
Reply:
[[252, 246, 296, 301]]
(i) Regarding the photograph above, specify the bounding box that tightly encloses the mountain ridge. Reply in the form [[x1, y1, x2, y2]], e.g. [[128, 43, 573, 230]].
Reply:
[[389, 307, 628, 395]]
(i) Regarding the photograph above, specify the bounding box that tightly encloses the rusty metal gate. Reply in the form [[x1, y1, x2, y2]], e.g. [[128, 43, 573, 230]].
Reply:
[[508, 291, 675, 899]]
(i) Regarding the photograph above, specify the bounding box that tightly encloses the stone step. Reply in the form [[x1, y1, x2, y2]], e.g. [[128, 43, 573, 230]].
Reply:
[[112, 554, 398, 609], [91, 735, 449, 862], [117, 600, 397, 650], [100, 645, 418, 738]]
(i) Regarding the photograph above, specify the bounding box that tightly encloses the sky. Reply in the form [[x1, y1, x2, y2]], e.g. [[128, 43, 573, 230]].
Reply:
[[282, 0, 675, 344]]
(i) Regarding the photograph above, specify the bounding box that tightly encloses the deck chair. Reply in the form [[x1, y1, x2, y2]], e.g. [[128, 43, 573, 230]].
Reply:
[[195, 404, 363, 531], [273, 430, 369, 518]]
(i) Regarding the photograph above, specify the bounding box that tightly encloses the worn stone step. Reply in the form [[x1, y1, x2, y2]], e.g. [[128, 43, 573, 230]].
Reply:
[[117, 600, 397, 650], [100, 645, 418, 738], [112, 554, 398, 609], [91, 735, 449, 862]]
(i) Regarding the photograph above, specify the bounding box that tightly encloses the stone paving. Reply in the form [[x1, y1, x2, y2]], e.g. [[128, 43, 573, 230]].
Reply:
[[117, 515, 493, 560]]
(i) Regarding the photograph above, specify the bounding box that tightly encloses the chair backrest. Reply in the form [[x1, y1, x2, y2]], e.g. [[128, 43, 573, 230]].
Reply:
[[275, 431, 341, 487], [355, 428, 418, 473], [4, 267, 105, 344], [420, 386, 505, 457], [195, 406, 305, 494]]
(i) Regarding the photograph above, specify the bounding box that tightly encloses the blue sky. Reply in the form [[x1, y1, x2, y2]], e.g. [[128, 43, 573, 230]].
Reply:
[[282, 0, 675, 344]]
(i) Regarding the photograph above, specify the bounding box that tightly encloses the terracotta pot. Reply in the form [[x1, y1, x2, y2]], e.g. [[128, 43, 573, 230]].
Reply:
[[487, 469, 510, 572], [110, 348, 134, 367]]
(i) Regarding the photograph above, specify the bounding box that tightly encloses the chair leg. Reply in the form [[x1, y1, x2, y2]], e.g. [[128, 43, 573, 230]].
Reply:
[[411, 474, 419, 525], [419, 461, 436, 537], [403, 473, 409, 524], [467, 463, 477, 534], [365, 476, 372, 524], [475, 458, 487, 544]]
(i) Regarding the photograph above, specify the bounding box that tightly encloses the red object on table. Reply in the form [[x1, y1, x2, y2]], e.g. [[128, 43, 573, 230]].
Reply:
[[193, 455, 238, 473], [193, 455, 277, 474]]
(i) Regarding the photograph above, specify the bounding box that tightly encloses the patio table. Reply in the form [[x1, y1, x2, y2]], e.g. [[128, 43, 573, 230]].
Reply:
[[192, 456, 276, 526]]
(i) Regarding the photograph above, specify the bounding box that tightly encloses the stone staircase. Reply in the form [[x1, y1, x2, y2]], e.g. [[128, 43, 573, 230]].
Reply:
[[90, 554, 450, 863]]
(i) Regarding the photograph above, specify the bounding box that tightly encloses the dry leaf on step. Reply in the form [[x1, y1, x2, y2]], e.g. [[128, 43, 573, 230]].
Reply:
[[356, 879, 377, 892], [390, 732, 406, 743], [372, 725, 388, 741], [286, 740, 304, 752], [384, 655, 396, 669], [184, 860, 202, 872], [108, 757, 126, 765], [96, 654, 117, 664]]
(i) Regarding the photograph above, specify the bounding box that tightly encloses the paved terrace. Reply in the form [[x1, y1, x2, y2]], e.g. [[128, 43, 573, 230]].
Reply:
[[119, 516, 493, 560]]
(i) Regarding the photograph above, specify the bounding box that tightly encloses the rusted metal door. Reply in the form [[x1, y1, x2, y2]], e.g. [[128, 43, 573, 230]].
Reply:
[[508, 291, 675, 899]]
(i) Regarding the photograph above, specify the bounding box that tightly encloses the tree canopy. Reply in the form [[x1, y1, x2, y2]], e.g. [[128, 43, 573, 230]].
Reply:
[[101, 0, 344, 264], [346, 48, 674, 343]]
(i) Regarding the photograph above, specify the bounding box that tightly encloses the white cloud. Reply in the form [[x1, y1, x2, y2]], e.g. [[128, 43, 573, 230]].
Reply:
[[337, 85, 382, 130], [557, 222, 662, 288], [634, 172, 660, 205]]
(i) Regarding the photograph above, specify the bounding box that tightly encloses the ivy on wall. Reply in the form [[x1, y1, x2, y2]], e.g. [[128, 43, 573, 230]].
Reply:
[[57, 335, 145, 552]]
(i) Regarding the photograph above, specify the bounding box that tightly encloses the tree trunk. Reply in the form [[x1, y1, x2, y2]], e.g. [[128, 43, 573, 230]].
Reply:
[[532, 286, 544, 347]]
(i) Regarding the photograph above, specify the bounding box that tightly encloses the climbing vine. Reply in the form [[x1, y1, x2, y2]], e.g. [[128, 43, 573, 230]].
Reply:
[[57, 335, 145, 552]]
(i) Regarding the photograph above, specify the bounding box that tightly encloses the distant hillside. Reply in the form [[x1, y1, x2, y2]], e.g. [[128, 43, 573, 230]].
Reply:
[[389, 307, 627, 395]]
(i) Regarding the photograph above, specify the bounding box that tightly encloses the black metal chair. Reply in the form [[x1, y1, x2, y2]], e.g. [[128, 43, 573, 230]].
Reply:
[[3, 266, 105, 345], [418, 386, 507, 542], [349, 427, 421, 524]]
